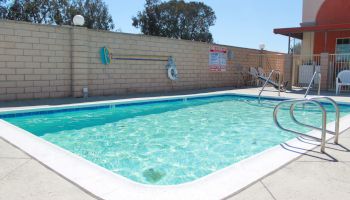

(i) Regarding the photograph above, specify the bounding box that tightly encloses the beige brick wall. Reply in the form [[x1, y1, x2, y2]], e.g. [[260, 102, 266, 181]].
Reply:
[[0, 20, 285, 101], [82, 29, 283, 97], [0, 20, 71, 101]]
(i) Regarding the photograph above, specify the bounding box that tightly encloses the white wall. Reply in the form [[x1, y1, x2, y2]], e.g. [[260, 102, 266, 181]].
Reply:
[[301, 32, 314, 55], [302, 0, 325, 25]]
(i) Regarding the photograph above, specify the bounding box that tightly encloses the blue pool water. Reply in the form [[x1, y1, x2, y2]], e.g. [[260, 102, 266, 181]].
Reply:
[[2, 95, 350, 185]]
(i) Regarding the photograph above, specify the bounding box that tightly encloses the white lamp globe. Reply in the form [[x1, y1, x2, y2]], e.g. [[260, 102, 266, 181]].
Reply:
[[259, 44, 266, 50], [73, 15, 85, 26]]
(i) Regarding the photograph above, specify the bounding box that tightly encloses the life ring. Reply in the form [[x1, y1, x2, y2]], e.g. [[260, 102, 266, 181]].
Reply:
[[168, 67, 178, 81], [166, 56, 178, 81]]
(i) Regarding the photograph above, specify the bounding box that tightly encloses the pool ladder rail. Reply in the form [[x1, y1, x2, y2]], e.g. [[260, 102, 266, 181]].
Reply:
[[273, 97, 340, 153], [304, 71, 321, 98], [258, 70, 282, 103]]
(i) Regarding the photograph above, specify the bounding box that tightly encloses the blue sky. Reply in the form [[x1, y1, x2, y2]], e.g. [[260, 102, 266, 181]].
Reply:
[[104, 0, 302, 53]]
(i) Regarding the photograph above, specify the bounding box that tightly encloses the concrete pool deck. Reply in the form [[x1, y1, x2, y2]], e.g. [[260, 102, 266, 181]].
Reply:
[[0, 87, 350, 200]]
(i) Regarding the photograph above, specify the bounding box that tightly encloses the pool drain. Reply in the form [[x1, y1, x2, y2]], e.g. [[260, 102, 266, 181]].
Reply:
[[143, 168, 165, 183]]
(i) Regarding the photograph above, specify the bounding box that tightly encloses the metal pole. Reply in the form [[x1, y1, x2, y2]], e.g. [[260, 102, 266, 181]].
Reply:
[[309, 97, 340, 145], [288, 35, 291, 54], [324, 32, 328, 52], [304, 71, 318, 98], [291, 54, 295, 91], [259, 50, 262, 69], [320, 108, 327, 153], [273, 99, 328, 153], [318, 73, 321, 96], [335, 105, 340, 144], [278, 72, 281, 96], [293, 38, 296, 55], [259, 71, 274, 99]]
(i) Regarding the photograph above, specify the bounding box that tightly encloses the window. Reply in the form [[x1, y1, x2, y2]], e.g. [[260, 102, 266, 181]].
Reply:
[[336, 38, 350, 61]]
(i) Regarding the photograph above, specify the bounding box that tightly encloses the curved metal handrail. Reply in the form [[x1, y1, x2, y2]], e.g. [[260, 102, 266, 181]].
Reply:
[[308, 96, 340, 144], [290, 102, 334, 134], [273, 99, 327, 153]]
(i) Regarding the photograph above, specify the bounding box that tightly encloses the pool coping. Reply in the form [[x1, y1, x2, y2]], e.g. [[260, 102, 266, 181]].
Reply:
[[1, 91, 350, 200]]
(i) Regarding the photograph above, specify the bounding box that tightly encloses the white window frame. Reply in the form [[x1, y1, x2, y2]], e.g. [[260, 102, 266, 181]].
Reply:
[[335, 37, 350, 62]]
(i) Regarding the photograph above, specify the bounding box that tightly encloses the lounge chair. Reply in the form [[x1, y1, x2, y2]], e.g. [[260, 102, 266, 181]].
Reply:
[[257, 67, 267, 77], [249, 67, 287, 92], [336, 70, 350, 95]]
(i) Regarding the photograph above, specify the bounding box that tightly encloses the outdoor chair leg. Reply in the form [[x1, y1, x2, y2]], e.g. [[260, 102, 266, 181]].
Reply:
[[336, 84, 339, 95]]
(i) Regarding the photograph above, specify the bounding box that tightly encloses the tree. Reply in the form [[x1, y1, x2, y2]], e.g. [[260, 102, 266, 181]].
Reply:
[[6, 0, 28, 22], [291, 42, 301, 54], [0, 0, 8, 19], [132, 0, 216, 42], [23, 0, 52, 24], [50, 0, 71, 25], [72, 0, 114, 30], [1, 0, 114, 31]]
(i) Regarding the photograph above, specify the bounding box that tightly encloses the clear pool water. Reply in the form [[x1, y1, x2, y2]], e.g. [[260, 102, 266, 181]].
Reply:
[[2, 95, 350, 185]]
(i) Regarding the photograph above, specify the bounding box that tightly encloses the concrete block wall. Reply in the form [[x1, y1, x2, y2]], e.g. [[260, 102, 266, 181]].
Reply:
[[319, 53, 329, 90], [82, 29, 266, 97], [0, 20, 285, 101], [0, 20, 71, 101], [265, 54, 286, 74], [283, 54, 293, 90]]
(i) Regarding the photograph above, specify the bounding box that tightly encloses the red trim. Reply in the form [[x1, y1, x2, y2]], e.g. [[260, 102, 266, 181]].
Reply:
[[274, 23, 350, 39]]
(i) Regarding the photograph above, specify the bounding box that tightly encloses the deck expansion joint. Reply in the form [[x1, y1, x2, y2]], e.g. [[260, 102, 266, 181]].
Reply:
[[260, 180, 278, 200]]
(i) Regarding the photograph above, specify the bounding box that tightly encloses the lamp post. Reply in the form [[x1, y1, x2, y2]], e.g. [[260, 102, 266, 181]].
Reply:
[[72, 15, 86, 97], [259, 44, 265, 69]]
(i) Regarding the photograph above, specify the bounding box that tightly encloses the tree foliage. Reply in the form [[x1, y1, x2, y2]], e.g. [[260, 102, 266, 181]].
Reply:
[[132, 0, 216, 42], [0, 0, 9, 19], [73, 0, 114, 30], [291, 42, 301, 54], [0, 0, 114, 30]]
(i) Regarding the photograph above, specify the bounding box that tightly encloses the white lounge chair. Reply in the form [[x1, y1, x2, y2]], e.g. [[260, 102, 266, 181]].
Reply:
[[249, 67, 262, 86], [336, 70, 350, 95], [249, 67, 259, 77], [257, 67, 266, 77]]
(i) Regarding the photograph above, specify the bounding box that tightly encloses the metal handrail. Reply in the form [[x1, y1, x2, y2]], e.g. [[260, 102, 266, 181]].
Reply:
[[273, 99, 327, 152], [304, 71, 321, 98], [258, 70, 282, 103], [308, 97, 340, 144], [290, 103, 334, 135]]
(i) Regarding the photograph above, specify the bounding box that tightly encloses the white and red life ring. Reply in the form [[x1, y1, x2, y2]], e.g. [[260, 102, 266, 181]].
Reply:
[[166, 57, 179, 81], [168, 67, 178, 81]]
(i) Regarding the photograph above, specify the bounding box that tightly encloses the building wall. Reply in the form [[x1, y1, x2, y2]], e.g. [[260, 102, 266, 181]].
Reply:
[[300, 0, 324, 55], [313, 0, 350, 54], [0, 20, 285, 101], [301, 32, 314, 55], [313, 31, 350, 54], [315, 0, 350, 25], [302, 0, 324, 25]]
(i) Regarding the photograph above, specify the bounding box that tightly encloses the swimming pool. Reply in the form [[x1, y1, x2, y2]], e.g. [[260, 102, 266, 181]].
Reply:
[[2, 94, 350, 186]]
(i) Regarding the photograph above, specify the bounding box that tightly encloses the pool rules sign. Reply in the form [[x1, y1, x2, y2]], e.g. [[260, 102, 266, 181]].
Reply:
[[209, 46, 227, 72]]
